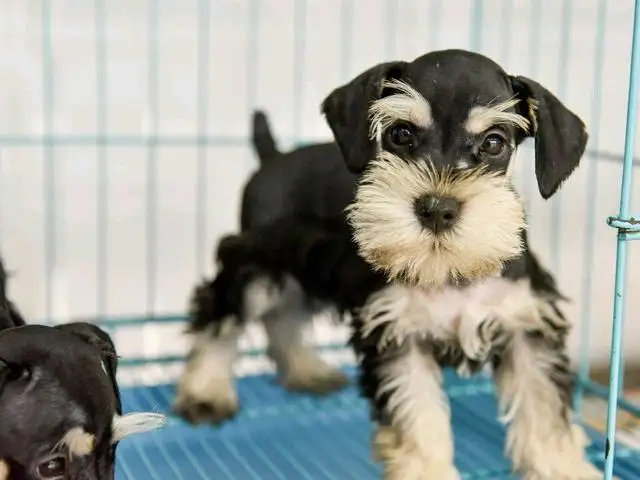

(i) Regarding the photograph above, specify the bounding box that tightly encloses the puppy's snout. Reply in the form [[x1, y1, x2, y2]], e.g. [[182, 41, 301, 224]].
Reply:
[[414, 194, 461, 233]]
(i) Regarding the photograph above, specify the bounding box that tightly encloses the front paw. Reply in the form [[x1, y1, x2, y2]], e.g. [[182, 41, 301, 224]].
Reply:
[[282, 366, 350, 396], [459, 316, 505, 362], [173, 378, 239, 426], [173, 396, 238, 426], [384, 460, 461, 480], [522, 463, 604, 480], [521, 457, 605, 480]]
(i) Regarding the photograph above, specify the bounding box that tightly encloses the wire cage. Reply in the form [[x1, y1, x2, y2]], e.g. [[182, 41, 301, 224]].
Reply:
[[0, 0, 639, 478]]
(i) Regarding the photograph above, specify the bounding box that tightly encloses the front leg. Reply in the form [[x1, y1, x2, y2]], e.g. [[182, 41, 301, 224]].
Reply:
[[371, 339, 461, 480], [355, 285, 460, 480], [456, 315, 507, 377], [494, 330, 601, 479]]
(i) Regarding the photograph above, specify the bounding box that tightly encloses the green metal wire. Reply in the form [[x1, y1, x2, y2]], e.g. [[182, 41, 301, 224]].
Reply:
[[575, 0, 609, 414], [195, 0, 211, 277], [292, 0, 307, 141], [41, 0, 55, 322], [550, 0, 574, 277], [95, 0, 108, 320], [469, 0, 484, 52], [146, 1, 159, 318]]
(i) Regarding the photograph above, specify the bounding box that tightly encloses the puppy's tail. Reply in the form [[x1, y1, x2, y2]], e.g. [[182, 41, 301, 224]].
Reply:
[[251, 110, 280, 165]]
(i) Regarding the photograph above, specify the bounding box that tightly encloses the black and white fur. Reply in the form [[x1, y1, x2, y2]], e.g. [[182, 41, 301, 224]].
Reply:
[[0, 257, 165, 479], [325, 49, 596, 480], [210, 49, 600, 479], [173, 112, 356, 425]]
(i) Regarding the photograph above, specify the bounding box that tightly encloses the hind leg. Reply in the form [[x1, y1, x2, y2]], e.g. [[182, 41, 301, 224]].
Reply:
[[262, 276, 349, 395], [174, 274, 280, 425], [174, 317, 242, 425], [173, 278, 245, 425]]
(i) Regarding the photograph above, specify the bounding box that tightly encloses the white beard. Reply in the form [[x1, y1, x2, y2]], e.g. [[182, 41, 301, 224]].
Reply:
[[348, 153, 526, 288]]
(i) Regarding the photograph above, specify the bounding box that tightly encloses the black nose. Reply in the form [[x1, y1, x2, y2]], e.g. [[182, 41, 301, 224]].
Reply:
[[414, 194, 461, 233]]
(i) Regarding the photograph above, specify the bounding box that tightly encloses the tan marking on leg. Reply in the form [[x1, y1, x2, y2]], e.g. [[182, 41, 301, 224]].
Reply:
[[0, 460, 9, 480]]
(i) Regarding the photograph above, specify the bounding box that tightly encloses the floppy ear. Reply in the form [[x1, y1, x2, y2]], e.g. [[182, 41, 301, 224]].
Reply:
[[510, 75, 588, 199], [55, 322, 121, 410], [321, 61, 406, 173]]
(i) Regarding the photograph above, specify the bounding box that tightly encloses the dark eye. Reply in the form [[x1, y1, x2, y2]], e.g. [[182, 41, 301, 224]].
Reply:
[[387, 122, 416, 148], [479, 133, 507, 157], [37, 456, 66, 479]]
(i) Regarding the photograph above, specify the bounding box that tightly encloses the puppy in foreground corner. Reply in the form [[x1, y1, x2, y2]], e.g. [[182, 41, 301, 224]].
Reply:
[[0, 259, 166, 479], [216, 49, 602, 479]]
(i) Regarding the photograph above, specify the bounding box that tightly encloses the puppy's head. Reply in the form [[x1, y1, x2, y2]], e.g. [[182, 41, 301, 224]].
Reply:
[[0, 323, 165, 479], [322, 49, 587, 288]]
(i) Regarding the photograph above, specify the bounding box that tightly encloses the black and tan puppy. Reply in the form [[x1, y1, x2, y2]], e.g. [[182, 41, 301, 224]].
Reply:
[[0, 260, 165, 479], [207, 49, 600, 480], [174, 112, 356, 425]]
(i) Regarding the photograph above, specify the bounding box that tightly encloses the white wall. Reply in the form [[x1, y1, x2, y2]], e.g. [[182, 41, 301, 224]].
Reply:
[[0, 0, 638, 370]]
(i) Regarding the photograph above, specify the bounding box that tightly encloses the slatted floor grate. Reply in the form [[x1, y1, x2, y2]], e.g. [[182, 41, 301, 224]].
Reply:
[[116, 369, 640, 479]]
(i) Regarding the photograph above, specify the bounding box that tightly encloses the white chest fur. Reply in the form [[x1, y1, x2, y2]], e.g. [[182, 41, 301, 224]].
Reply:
[[359, 276, 555, 351]]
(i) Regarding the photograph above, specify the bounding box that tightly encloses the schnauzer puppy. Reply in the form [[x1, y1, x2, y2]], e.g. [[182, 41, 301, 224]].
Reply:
[[0, 258, 165, 479], [212, 49, 600, 479], [319, 49, 598, 479], [173, 111, 355, 425]]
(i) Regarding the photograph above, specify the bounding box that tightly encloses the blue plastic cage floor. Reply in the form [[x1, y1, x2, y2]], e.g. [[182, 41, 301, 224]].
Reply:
[[116, 368, 640, 479]]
